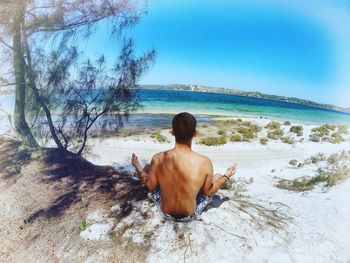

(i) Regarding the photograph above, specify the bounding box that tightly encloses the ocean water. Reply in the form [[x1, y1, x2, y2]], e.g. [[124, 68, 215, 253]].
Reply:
[[1, 89, 350, 129], [137, 89, 350, 125]]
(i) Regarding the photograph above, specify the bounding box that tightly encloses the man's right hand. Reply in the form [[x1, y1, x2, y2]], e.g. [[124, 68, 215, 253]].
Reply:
[[131, 153, 143, 173], [225, 162, 237, 178]]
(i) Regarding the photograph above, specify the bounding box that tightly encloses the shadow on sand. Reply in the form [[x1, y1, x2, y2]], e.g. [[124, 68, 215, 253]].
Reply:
[[23, 148, 148, 223]]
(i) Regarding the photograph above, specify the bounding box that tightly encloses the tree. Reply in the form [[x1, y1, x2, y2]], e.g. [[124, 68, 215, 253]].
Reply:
[[0, 0, 154, 153]]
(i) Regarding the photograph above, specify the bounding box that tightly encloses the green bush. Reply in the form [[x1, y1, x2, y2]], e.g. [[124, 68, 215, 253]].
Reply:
[[309, 153, 326, 164], [311, 125, 331, 137], [265, 121, 281, 130], [230, 134, 242, 142], [331, 132, 345, 144], [290, 125, 303, 136], [337, 125, 349, 134], [276, 174, 328, 192], [283, 121, 291, 126], [79, 219, 88, 232], [267, 129, 284, 140], [259, 137, 268, 145], [217, 130, 226, 136], [281, 136, 294, 144], [215, 119, 242, 126], [199, 136, 227, 146], [151, 131, 168, 143], [289, 159, 298, 166], [325, 124, 336, 131], [278, 150, 350, 192], [241, 121, 261, 132], [309, 134, 321, 142], [237, 126, 256, 140]]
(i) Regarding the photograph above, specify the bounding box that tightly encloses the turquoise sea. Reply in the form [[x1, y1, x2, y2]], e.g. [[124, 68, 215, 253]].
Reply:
[[137, 89, 350, 125], [1, 89, 350, 130]]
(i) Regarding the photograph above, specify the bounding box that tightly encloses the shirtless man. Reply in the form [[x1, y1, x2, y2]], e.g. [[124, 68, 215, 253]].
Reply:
[[131, 112, 237, 221]]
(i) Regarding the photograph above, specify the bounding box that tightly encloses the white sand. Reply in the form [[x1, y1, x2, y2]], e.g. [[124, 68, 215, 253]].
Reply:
[[1, 110, 349, 262], [84, 119, 350, 263]]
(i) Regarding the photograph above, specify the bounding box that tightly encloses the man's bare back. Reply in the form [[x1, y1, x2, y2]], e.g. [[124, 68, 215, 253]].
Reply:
[[153, 147, 212, 216], [131, 112, 237, 218], [132, 146, 236, 217]]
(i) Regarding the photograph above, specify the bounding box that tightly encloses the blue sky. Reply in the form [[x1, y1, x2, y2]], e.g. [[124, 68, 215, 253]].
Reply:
[[84, 0, 350, 107]]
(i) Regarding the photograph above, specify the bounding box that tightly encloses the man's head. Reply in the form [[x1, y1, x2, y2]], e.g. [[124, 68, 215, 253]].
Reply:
[[172, 112, 197, 143]]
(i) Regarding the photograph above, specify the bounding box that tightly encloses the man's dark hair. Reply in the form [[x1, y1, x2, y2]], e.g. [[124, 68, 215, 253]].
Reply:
[[172, 112, 197, 143]]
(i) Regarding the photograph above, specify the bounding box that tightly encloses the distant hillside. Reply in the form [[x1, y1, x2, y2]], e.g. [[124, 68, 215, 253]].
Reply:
[[140, 84, 350, 114]]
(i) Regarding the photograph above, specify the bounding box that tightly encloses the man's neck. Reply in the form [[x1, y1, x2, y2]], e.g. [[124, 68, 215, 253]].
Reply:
[[174, 141, 192, 151]]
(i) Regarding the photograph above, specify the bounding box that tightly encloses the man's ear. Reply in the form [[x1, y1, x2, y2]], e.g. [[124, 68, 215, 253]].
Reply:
[[193, 130, 197, 137], [171, 130, 175, 136]]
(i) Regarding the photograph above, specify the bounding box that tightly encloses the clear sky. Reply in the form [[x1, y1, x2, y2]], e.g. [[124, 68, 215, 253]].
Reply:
[[85, 0, 350, 107]]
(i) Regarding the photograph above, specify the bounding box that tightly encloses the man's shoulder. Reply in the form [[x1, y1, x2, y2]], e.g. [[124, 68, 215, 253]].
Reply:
[[192, 152, 212, 165], [152, 150, 168, 161]]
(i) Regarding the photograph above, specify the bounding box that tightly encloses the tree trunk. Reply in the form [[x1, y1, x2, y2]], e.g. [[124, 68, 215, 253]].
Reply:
[[21, 20, 65, 150], [12, 9, 38, 147]]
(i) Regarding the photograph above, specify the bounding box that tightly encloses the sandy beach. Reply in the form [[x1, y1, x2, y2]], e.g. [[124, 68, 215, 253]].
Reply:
[[79, 116, 350, 262], [1, 112, 350, 262]]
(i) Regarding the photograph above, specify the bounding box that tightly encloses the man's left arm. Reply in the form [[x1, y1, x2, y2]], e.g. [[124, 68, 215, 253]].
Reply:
[[131, 153, 159, 191]]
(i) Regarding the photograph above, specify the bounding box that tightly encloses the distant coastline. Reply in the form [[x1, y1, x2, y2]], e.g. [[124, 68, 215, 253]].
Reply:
[[2, 84, 349, 114], [140, 84, 350, 114]]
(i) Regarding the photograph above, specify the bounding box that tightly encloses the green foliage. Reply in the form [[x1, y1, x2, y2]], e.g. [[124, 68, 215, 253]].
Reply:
[[265, 121, 281, 130], [259, 137, 268, 145], [230, 133, 242, 142], [217, 130, 226, 136], [310, 153, 326, 164], [289, 159, 298, 166], [290, 125, 303, 136], [199, 136, 227, 146], [267, 129, 284, 140], [236, 123, 261, 141], [151, 131, 168, 143], [310, 124, 348, 144], [79, 219, 88, 232], [331, 131, 345, 144], [281, 136, 294, 144], [309, 134, 321, 142], [276, 175, 328, 192], [237, 126, 256, 140], [337, 125, 349, 133], [215, 119, 242, 126], [278, 150, 350, 191], [311, 125, 330, 136], [327, 153, 338, 165], [325, 124, 337, 131], [243, 122, 262, 132], [119, 130, 132, 137], [283, 121, 291, 125]]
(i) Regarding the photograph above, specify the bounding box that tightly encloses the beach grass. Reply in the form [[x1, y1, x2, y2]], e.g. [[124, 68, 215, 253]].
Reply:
[[290, 125, 303, 137], [310, 124, 349, 144], [151, 131, 168, 143], [260, 137, 268, 145], [199, 136, 227, 146], [265, 121, 281, 130], [230, 133, 242, 142], [281, 136, 295, 144], [289, 159, 298, 166], [267, 128, 284, 140], [278, 150, 350, 191]]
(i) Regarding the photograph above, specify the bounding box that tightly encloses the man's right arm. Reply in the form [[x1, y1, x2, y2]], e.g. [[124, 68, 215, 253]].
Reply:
[[201, 159, 237, 196]]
